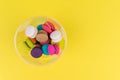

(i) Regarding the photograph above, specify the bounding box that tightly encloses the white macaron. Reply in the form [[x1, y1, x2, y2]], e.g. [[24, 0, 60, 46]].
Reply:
[[50, 30, 62, 42], [52, 36, 62, 42], [25, 26, 38, 38]]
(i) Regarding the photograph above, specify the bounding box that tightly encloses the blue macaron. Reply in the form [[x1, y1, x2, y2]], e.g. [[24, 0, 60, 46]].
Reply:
[[37, 24, 43, 31], [42, 44, 49, 55]]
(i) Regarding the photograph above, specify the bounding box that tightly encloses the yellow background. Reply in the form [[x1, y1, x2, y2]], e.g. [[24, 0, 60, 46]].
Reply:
[[0, 0, 120, 80]]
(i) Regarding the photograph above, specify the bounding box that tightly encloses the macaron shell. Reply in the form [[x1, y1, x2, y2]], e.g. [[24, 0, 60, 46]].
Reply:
[[25, 26, 37, 38], [23, 41, 31, 50], [52, 36, 62, 42], [24, 38, 34, 49], [28, 38, 37, 44], [38, 30, 47, 35], [40, 39, 50, 45], [53, 44, 59, 54], [31, 27, 38, 38], [37, 24, 43, 31], [50, 30, 62, 40], [25, 26, 34, 36], [42, 44, 49, 55], [36, 33, 48, 43], [48, 45, 55, 55], [31, 47, 42, 58], [47, 21, 56, 31], [42, 24, 52, 33], [45, 22, 52, 30]]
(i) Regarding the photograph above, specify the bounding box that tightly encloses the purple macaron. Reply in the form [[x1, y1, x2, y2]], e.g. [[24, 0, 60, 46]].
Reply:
[[31, 47, 42, 58]]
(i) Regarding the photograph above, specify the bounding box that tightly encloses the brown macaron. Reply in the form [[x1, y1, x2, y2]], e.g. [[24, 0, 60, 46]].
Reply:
[[38, 30, 47, 35], [36, 33, 48, 43]]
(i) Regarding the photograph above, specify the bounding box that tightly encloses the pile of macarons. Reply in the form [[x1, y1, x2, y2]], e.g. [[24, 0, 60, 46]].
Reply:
[[24, 21, 62, 58]]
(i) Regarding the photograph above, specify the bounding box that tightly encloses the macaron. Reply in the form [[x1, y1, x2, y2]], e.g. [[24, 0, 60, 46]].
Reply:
[[23, 42, 31, 50], [40, 39, 50, 45], [31, 47, 42, 58], [48, 44, 55, 55], [28, 38, 37, 44], [42, 21, 56, 33], [46, 21, 56, 31], [38, 30, 47, 35], [23, 38, 34, 49], [47, 44, 60, 55], [37, 24, 42, 31], [42, 44, 49, 55], [42, 24, 52, 33], [50, 30, 62, 42], [52, 37, 62, 43], [53, 44, 59, 54], [25, 26, 38, 38], [36, 33, 48, 43]]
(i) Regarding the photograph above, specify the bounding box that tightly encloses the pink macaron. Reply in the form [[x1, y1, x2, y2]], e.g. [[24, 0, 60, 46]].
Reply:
[[47, 21, 56, 31], [53, 44, 59, 55], [42, 24, 52, 33], [47, 44, 60, 55], [42, 21, 56, 33], [48, 44, 55, 55]]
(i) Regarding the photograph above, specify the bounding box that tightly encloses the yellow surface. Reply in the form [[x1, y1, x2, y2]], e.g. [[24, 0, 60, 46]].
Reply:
[[0, 0, 120, 80]]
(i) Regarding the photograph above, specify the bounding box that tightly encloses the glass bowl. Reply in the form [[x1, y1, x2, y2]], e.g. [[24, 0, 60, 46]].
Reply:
[[14, 17, 67, 66]]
